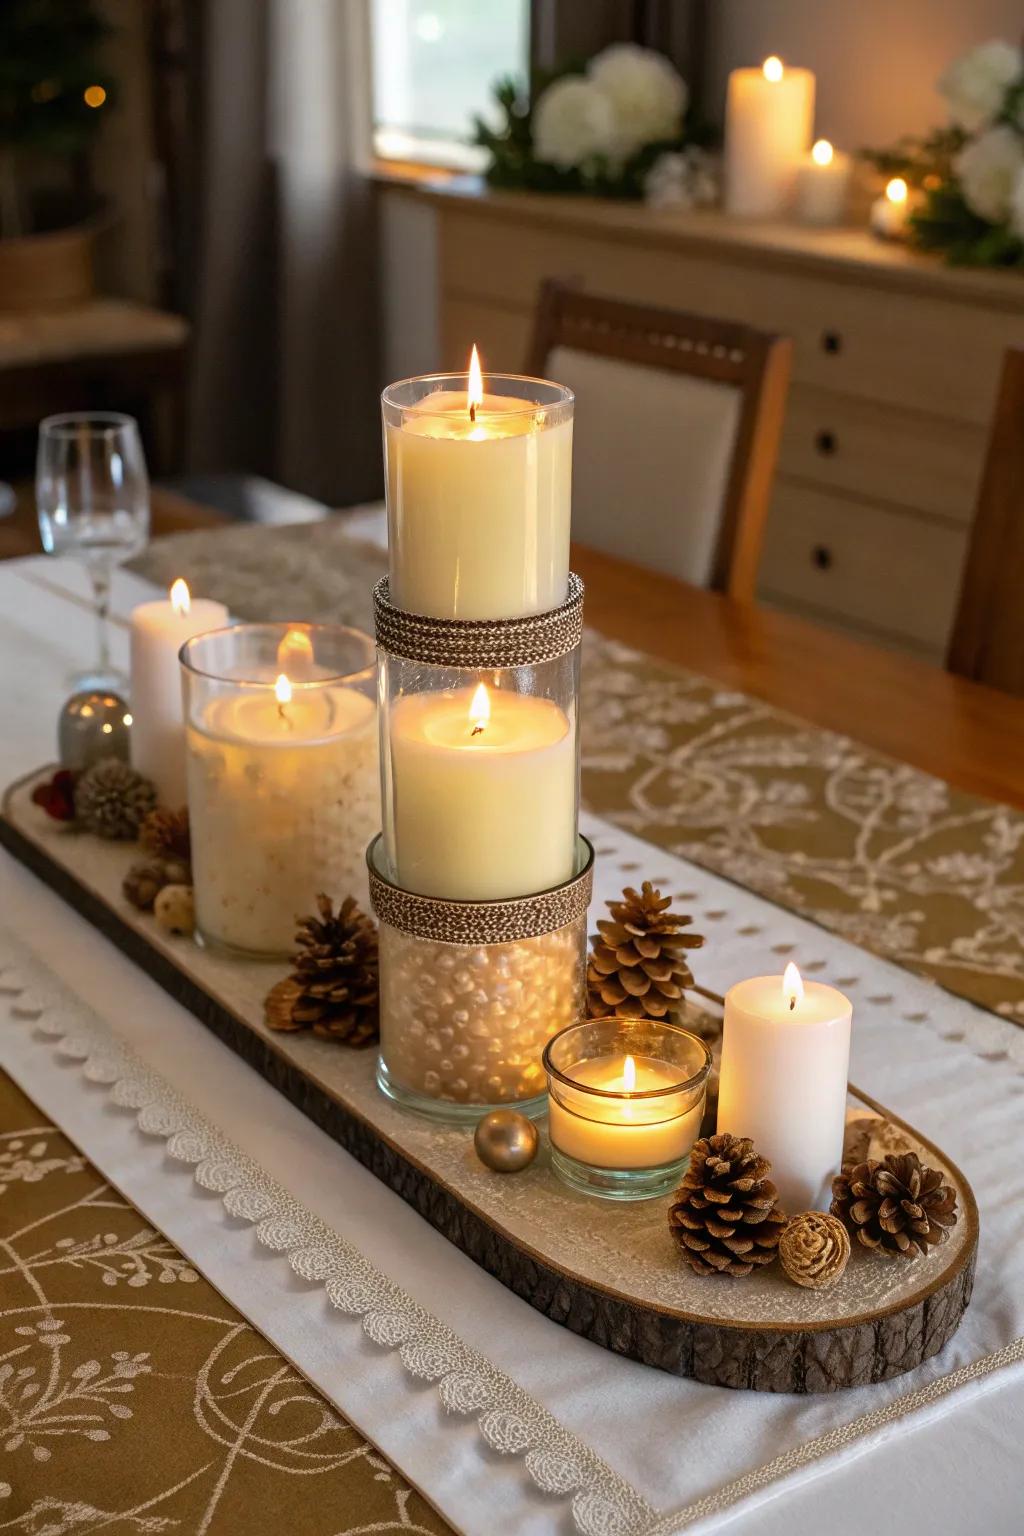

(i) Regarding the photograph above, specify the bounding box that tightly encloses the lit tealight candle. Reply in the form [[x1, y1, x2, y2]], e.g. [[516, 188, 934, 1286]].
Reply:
[[794, 138, 852, 225], [724, 56, 816, 217], [870, 176, 912, 240], [717, 964, 853, 1213], [129, 579, 228, 805]]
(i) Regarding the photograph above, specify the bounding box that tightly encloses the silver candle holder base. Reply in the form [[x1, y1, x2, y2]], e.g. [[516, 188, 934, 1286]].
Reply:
[[368, 833, 594, 1124]]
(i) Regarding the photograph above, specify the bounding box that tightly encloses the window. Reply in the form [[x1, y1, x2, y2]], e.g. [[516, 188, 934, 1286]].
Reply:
[[371, 0, 530, 169]]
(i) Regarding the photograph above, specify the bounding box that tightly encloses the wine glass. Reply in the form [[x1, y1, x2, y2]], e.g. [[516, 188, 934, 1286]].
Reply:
[[36, 412, 150, 690]]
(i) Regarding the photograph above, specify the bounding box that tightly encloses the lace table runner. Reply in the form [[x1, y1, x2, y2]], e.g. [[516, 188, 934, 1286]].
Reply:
[[130, 520, 1024, 1024]]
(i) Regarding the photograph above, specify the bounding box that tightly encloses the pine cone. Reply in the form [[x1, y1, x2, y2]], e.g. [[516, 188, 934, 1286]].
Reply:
[[831, 1153, 958, 1259], [264, 894, 379, 1046], [76, 758, 157, 840], [140, 806, 191, 864], [123, 858, 171, 911], [668, 1132, 786, 1276], [587, 882, 703, 1027], [779, 1211, 851, 1289]]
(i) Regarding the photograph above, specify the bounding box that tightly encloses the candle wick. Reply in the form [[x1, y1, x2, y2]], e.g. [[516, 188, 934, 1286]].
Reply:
[[470, 722, 484, 737], [469, 402, 477, 424], [277, 702, 292, 730], [789, 995, 796, 1011]]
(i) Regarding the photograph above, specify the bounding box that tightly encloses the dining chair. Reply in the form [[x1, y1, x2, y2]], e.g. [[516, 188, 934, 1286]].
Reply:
[[526, 280, 793, 601], [947, 347, 1024, 696]]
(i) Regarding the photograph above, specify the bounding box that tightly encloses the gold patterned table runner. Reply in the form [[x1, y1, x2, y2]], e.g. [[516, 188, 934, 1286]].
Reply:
[[0, 1068, 451, 1532], [132, 521, 1024, 1024]]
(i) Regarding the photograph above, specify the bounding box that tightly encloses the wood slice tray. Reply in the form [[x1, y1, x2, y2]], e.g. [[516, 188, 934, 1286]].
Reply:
[[1, 768, 978, 1394]]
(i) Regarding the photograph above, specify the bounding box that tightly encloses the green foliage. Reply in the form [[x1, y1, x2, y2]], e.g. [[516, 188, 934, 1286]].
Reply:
[[0, 0, 115, 159]]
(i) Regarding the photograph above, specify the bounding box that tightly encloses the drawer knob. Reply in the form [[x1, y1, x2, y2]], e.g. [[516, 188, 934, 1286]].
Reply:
[[815, 430, 838, 456], [811, 544, 833, 571], [821, 330, 843, 355]]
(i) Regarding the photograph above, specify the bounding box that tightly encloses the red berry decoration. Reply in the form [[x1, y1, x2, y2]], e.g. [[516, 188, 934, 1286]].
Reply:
[[31, 769, 79, 822]]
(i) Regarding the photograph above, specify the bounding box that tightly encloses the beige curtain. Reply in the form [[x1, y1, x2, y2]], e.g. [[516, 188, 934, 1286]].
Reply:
[[188, 0, 381, 505]]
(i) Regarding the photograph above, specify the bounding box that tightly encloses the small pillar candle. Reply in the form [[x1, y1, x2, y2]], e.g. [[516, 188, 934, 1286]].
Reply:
[[717, 965, 852, 1213], [129, 580, 228, 805], [724, 57, 815, 218], [870, 177, 912, 241], [794, 139, 852, 226], [382, 351, 574, 620]]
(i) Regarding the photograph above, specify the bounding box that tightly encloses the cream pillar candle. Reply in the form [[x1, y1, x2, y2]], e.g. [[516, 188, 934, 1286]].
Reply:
[[717, 965, 852, 1213], [724, 57, 815, 217], [130, 580, 228, 805], [383, 351, 574, 620], [794, 139, 852, 225], [387, 682, 576, 901], [870, 177, 912, 240]]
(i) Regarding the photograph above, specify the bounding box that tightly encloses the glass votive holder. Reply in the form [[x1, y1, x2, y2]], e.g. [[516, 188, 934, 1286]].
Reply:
[[180, 622, 378, 958], [543, 1017, 712, 1201], [381, 370, 574, 620], [369, 833, 594, 1123]]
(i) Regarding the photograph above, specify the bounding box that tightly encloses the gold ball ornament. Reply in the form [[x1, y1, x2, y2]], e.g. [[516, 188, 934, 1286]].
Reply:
[[154, 884, 195, 937], [473, 1110, 539, 1173], [779, 1210, 851, 1290]]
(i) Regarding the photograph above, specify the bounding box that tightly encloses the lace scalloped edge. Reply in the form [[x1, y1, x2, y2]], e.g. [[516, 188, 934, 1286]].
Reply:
[[0, 942, 654, 1536]]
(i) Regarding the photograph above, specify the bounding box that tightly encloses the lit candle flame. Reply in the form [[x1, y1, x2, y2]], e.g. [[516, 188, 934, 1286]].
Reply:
[[170, 578, 190, 617], [622, 1055, 637, 1092], [274, 673, 292, 707], [468, 682, 490, 737], [467, 343, 483, 423], [783, 962, 804, 1012], [812, 139, 833, 167], [277, 627, 314, 675], [763, 55, 784, 83], [886, 176, 908, 205]]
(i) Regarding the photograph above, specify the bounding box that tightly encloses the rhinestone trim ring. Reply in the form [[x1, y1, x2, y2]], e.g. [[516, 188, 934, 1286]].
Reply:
[[368, 835, 595, 944], [373, 573, 584, 668]]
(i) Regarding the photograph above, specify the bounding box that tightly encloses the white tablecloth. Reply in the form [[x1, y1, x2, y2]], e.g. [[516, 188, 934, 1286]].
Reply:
[[2, 556, 1023, 1535]]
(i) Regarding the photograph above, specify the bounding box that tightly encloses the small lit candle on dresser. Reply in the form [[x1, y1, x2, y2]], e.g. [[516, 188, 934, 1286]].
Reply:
[[129, 579, 228, 805], [386, 682, 576, 901], [724, 56, 815, 217], [382, 347, 574, 620], [717, 965, 852, 1213], [870, 177, 912, 240], [795, 139, 852, 226]]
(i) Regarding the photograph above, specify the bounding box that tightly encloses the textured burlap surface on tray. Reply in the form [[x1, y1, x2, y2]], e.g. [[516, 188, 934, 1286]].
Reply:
[[0, 1069, 452, 1532], [132, 520, 1024, 1024]]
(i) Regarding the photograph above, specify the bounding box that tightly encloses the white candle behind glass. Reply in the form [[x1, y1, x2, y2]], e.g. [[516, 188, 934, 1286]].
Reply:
[[724, 57, 815, 218], [717, 964, 852, 1213]]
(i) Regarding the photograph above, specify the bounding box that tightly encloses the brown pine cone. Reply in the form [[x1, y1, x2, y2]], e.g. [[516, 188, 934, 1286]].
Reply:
[[75, 758, 157, 840], [264, 894, 378, 1046], [668, 1133, 786, 1276], [587, 882, 704, 1027], [831, 1152, 958, 1259], [779, 1211, 851, 1289], [140, 806, 191, 864], [123, 858, 171, 911]]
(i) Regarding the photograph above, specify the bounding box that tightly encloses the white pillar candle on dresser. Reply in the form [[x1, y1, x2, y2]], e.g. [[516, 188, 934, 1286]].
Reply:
[[794, 140, 852, 225], [180, 624, 378, 957], [870, 177, 911, 240], [129, 580, 228, 805], [382, 350, 574, 620], [724, 57, 815, 218], [387, 683, 576, 901], [717, 965, 852, 1213]]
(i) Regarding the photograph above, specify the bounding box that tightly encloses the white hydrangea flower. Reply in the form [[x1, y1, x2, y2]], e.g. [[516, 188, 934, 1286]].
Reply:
[[955, 124, 1024, 222], [938, 39, 1022, 131], [533, 76, 615, 169], [587, 44, 687, 161], [1010, 167, 1024, 240]]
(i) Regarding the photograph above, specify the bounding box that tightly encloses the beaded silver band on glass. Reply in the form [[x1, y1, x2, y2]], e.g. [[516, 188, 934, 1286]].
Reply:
[[373, 574, 585, 668]]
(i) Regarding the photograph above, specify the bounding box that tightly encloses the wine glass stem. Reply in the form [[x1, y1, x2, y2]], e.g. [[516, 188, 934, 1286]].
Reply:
[[90, 565, 112, 676]]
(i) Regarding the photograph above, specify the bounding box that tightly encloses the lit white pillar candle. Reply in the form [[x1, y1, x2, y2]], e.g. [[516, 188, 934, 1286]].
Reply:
[[383, 348, 573, 620], [724, 57, 815, 217], [717, 965, 852, 1213], [795, 139, 852, 225], [185, 667, 378, 955], [548, 1053, 704, 1170], [130, 580, 228, 805], [387, 682, 576, 901], [870, 177, 911, 240]]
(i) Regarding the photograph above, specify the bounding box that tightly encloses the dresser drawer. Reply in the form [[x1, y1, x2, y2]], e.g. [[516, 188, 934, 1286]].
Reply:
[[439, 206, 1023, 423], [779, 387, 985, 522], [759, 481, 967, 651]]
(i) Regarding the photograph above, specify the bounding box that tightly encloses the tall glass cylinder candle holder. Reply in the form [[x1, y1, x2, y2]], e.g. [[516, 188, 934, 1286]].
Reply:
[[180, 623, 378, 958], [544, 1017, 711, 1201], [370, 833, 593, 1122], [374, 574, 583, 902], [382, 369, 574, 620]]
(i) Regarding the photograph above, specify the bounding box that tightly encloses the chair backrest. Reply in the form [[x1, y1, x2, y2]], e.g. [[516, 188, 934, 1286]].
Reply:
[[947, 347, 1024, 696], [527, 281, 792, 600]]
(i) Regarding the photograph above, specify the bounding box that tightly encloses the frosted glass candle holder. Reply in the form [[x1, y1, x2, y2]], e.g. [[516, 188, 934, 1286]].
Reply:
[[180, 623, 378, 958], [369, 833, 593, 1123], [544, 1017, 711, 1201], [382, 371, 574, 620]]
